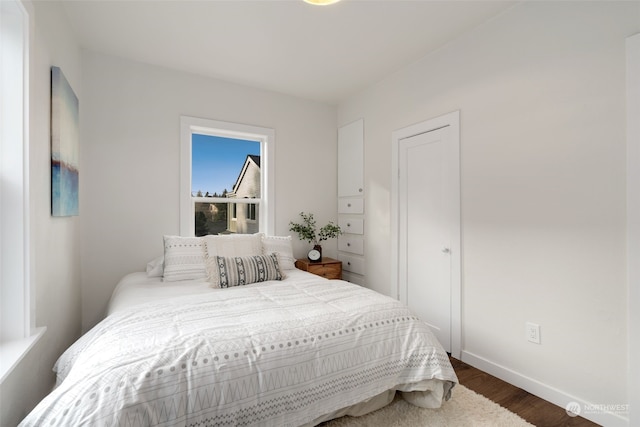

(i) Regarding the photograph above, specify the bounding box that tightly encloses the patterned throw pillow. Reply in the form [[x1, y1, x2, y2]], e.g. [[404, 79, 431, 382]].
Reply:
[[163, 236, 207, 282], [212, 253, 283, 288]]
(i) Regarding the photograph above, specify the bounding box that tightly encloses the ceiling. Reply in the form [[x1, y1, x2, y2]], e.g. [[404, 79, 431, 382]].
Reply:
[[60, 0, 515, 105]]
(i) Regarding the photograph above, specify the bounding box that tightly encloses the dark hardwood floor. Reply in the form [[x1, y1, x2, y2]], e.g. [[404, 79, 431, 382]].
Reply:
[[450, 357, 600, 427]]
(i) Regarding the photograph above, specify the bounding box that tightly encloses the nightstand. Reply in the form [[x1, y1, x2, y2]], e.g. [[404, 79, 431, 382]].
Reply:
[[295, 257, 342, 280]]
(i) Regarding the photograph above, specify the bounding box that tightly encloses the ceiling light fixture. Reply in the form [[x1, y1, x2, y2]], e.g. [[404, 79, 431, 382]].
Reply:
[[303, 0, 341, 5]]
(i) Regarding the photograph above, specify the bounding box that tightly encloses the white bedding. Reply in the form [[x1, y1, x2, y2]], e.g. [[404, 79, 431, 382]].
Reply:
[[107, 270, 318, 315], [21, 271, 457, 426]]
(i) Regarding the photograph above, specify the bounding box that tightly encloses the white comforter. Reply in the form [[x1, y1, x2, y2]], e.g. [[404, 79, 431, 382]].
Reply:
[[20, 274, 457, 427]]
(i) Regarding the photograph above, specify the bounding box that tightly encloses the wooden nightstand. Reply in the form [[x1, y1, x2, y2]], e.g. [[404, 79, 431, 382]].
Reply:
[[295, 257, 342, 280]]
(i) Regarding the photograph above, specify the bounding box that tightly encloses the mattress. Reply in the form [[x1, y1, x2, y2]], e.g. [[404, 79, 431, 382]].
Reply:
[[21, 271, 457, 426]]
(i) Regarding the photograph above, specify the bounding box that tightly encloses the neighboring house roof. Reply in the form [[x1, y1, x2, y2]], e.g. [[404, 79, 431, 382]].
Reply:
[[248, 155, 260, 168], [230, 155, 260, 195]]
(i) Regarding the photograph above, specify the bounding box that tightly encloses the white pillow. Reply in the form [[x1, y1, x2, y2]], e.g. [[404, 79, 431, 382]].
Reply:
[[202, 233, 264, 258], [146, 256, 164, 277], [261, 235, 296, 270], [162, 236, 207, 282]]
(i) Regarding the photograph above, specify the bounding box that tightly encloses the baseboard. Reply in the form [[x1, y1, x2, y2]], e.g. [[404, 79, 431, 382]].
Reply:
[[460, 351, 629, 427]]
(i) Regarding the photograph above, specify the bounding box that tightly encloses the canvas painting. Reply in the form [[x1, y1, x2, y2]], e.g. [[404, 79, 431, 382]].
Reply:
[[51, 66, 79, 216]]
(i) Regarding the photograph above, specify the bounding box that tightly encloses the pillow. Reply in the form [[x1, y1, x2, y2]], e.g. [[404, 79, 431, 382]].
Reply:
[[202, 233, 263, 258], [146, 256, 164, 277], [209, 253, 283, 288], [261, 235, 296, 270], [162, 236, 207, 282]]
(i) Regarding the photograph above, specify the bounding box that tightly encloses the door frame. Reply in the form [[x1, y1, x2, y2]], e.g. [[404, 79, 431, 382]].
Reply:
[[391, 110, 461, 358], [627, 33, 640, 427]]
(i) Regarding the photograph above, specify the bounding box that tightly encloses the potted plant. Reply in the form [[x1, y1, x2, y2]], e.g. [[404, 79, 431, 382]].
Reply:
[[289, 212, 342, 262]]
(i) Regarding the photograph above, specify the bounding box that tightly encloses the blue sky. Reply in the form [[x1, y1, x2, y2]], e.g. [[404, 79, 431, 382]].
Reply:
[[192, 134, 260, 196]]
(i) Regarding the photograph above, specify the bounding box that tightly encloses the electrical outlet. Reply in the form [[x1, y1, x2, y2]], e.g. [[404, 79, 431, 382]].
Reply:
[[526, 322, 541, 344]]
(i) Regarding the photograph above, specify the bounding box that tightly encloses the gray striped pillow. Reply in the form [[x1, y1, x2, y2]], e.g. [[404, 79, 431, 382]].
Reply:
[[213, 253, 283, 288]]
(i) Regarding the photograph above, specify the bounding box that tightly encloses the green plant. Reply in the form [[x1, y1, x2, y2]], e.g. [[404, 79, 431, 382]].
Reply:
[[289, 212, 342, 245]]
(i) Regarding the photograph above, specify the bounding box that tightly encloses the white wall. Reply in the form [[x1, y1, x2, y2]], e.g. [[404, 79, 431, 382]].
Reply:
[[80, 52, 338, 331], [338, 2, 638, 426], [0, 1, 82, 426]]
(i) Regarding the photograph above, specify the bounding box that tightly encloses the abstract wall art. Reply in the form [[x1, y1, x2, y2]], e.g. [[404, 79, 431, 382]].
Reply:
[[51, 66, 79, 216]]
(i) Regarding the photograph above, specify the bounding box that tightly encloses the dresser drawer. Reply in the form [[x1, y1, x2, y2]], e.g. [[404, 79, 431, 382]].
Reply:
[[338, 217, 364, 235], [295, 258, 342, 280], [306, 263, 342, 280], [338, 235, 364, 255], [343, 271, 365, 286], [338, 198, 364, 214], [339, 254, 365, 275]]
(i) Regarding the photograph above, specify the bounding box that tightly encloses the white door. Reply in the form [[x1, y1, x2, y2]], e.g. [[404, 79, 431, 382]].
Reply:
[[398, 125, 457, 352]]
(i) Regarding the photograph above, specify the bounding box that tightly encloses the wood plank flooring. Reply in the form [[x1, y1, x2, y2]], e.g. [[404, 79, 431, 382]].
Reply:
[[450, 357, 600, 427]]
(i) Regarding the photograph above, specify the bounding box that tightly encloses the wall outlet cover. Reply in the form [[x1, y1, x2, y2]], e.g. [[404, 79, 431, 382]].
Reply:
[[526, 322, 541, 344]]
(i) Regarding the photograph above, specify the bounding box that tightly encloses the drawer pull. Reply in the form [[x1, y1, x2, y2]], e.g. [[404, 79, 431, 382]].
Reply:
[[347, 203, 351, 207], [359, 188, 363, 192], [347, 262, 351, 265], [347, 223, 351, 227], [347, 243, 351, 247]]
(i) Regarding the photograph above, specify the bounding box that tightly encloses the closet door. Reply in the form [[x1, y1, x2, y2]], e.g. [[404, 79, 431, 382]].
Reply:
[[338, 119, 364, 197], [398, 122, 463, 353], [392, 111, 461, 357]]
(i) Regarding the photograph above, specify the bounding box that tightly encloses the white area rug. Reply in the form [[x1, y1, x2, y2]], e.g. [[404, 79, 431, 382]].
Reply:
[[323, 385, 535, 427]]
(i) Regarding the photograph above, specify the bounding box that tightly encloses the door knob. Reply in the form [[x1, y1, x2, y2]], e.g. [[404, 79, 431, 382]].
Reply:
[[441, 247, 450, 254]]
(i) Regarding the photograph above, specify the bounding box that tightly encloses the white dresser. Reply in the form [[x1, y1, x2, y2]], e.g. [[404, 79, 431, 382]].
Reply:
[[337, 119, 365, 285]]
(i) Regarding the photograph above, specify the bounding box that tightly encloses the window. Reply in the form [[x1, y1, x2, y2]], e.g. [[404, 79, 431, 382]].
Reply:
[[180, 116, 275, 237], [1, 0, 29, 343], [1, 0, 43, 384], [248, 203, 257, 221]]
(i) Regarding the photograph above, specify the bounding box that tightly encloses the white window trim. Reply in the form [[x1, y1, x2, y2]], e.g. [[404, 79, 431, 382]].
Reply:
[[180, 116, 275, 236], [0, 0, 45, 384]]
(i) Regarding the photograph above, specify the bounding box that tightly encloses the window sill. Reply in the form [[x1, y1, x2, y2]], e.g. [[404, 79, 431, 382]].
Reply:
[[0, 327, 47, 384]]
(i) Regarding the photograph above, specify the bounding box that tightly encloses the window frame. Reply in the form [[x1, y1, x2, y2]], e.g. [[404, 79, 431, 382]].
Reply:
[[0, 0, 45, 384], [180, 116, 275, 236]]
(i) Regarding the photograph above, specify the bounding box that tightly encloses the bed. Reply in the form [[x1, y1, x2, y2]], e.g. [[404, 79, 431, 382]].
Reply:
[[20, 234, 457, 426]]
